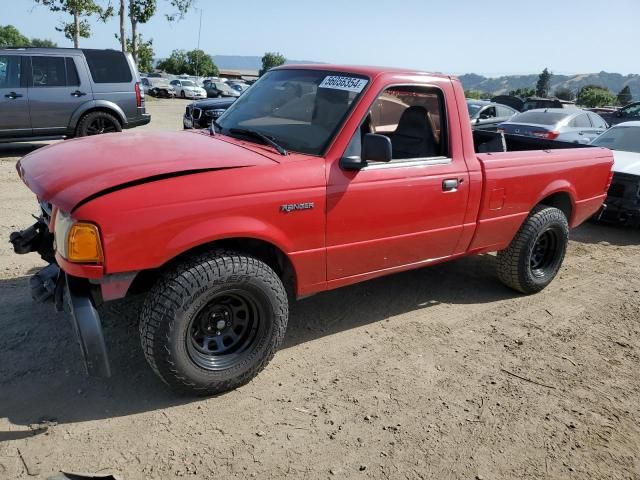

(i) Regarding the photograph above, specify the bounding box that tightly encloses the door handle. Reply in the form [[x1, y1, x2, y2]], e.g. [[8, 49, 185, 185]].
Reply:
[[71, 90, 87, 97], [442, 179, 460, 191], [4, 91, 23, 99]]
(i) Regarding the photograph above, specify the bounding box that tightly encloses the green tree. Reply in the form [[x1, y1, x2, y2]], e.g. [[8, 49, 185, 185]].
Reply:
[[156, 48, 216, 76], [128, 0, 156, 64], [120, 34, 154, 72], [464, 90, 484, 100], [35, 0, 113, 47], [617, 86, 632, 106], [0, 25, 30, 47], [554, 87, 575, 101], [156, 49, 188, 74], [535, 68, 552, 97], [30, 37, 58, 47], [509, 87, 535, 98], [576, 86, 617, 108], [259, 52, 286, 76], [186, 48, 218, 77], [165, 0, 196, 21]]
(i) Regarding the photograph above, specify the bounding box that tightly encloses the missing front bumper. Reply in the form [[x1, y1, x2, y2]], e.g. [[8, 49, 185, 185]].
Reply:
[[28, 264, 111, 378]]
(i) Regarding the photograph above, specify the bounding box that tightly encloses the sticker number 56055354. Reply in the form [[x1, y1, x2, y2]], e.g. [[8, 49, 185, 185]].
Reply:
[[319, 76, 368, 93]]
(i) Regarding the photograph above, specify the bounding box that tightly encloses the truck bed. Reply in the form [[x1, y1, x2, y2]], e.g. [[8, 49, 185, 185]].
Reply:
[[469, 131, 613, 254]]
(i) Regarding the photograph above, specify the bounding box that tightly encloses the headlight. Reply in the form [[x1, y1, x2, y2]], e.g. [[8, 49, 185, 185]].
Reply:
[[54, 210, 103, 263]]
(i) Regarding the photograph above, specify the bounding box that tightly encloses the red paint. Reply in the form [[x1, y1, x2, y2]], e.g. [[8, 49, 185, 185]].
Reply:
[[18, 65, 614, 298]]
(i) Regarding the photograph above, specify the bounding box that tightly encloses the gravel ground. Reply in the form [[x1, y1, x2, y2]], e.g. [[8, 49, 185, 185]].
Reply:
[[0, 99, 639, 480]]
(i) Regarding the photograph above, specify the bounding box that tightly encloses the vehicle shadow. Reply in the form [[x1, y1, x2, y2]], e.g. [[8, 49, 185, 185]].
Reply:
[[571, 220, 640, 247], [0, 254, 514, 430], [0, 142, 52, 160]]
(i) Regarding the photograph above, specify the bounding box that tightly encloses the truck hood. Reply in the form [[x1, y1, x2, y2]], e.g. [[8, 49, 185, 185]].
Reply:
[[18, 131, 276, 212], [612, 150, 640, 175]]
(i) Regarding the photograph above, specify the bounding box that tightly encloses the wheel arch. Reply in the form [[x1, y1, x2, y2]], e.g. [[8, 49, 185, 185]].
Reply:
[[68, 101, 127, 134], [128, 236, 298, 300], [535, 189, 575, 224]]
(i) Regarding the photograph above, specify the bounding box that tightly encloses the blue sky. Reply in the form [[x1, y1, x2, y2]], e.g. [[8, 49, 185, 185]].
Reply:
[[9, 0, 639, 76]]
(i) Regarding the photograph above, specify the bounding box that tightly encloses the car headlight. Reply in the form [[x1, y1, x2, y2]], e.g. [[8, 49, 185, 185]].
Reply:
[[54, 210, 103, 263]]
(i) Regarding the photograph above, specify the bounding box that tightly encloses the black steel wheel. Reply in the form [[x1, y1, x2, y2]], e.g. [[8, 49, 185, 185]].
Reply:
[[187, 290, 264, 371], [140, 250, 288, 395], [497, 206, 569, 294], [76, 111, 122, 137]]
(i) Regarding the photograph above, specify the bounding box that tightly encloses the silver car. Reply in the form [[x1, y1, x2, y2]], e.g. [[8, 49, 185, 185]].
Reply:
[[498, 108, 608, 144], [0, 47, 150, 142]]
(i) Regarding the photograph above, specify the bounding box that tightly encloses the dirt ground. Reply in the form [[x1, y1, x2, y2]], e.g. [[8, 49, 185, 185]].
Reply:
[[1, 99, 639, 480]]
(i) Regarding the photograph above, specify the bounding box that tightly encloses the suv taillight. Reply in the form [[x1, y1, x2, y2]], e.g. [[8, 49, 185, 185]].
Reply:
[[135, 82, 143, 107]]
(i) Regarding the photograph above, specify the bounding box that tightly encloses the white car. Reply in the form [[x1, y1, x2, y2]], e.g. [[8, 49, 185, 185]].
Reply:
[[591, 121, 640, 225], [170, 79, 207, 99]]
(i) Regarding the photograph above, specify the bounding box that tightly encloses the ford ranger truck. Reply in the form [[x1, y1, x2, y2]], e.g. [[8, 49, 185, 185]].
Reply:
[[10, 65, 614, 395]]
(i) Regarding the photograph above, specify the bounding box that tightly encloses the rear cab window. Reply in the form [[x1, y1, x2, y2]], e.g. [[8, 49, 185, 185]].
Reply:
[[82, 49, 132, 83]]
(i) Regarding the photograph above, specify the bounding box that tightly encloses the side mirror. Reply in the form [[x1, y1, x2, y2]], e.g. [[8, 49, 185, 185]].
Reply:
[[475, 117, 481, 124], [339, 134, 392, 171], [362, 133, 392, 162]]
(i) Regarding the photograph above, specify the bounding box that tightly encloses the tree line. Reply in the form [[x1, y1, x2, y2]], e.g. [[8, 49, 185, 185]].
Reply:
[[3, 1, 288, 78], [465, 67, 634, 108]]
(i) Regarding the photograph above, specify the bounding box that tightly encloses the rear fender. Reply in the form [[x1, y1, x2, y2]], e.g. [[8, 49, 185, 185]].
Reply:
[[68, 100, 128, 132], [534, 180, 577, 224]]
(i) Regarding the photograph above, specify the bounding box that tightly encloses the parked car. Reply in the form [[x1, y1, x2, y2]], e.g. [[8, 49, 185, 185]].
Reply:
[[498, 108, 608, 143], [590, 122, 640, 225], [492, 95, 577, 113], [169, 79, 206, 99], [599, 101, 640, 126], [227, 81, 250, 93], [467, 100, 518, 130], [11, 65, 612, 394], [183, 97, 236, 129], [0, 47, 149, 142], [141, 77, 176, 98], [203, 79, 240, 98]]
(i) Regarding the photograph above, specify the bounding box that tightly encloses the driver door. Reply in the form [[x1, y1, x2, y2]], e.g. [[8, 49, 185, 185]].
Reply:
[[326, 85, 469, 280], [0, 54, 31, 138]]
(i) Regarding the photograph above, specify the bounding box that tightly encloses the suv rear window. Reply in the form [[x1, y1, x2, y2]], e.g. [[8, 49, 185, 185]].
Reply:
[[511, 111, 568, 125], [82, 49, 132, 83]]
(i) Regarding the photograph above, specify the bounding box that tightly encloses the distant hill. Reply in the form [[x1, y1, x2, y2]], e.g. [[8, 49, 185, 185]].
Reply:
[[459, 71, 640, 100], [212, 55, 322, 72]]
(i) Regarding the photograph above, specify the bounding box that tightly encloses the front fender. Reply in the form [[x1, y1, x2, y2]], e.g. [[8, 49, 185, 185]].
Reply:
[[165, 216, 295, 263], [68, 100, 128, 132]]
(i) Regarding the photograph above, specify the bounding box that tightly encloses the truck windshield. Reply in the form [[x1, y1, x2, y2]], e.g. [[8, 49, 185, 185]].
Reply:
[[216, 69, 369, 155], [591, 125, 640, 154]]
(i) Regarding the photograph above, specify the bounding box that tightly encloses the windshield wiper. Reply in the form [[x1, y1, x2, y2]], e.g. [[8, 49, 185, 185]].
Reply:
[[228, 128, 288, 156]]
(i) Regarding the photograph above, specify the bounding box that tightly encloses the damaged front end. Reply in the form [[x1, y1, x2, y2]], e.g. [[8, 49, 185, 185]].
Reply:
[[10, 205, 111, 378]]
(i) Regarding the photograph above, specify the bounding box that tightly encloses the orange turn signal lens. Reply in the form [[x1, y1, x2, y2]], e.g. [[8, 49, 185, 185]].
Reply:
[[67, 223, 103, 263]]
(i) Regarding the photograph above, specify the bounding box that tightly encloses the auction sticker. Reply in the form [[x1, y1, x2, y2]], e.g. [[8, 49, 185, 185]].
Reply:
[[319, 76, 368, 93]]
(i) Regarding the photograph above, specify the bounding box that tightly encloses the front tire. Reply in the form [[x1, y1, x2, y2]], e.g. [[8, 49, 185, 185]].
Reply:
[[139, 251, 288, 395], [497, 206, 569, 294]]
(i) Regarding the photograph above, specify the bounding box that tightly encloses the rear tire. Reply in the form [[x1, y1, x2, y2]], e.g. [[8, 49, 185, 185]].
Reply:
[[139, 250, 288, 395], [76, 111, 122, 137], [497, 206, 569, 294]]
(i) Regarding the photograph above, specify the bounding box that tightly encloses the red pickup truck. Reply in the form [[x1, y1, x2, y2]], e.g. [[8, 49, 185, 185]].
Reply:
[[11, 65, 613, 395]]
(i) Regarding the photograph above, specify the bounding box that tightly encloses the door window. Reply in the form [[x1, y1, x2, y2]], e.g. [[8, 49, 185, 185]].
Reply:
[[0, 55, 21, 89], [621, 104, 640, 118], [497, 105, 515, 117], [345, 86, 448, 161], [588, 113, 607, 129], [480, 106, 497, 119], [569, 114, 591, 128], [31, 56, 67, 87], [65, 57, 80, 86]]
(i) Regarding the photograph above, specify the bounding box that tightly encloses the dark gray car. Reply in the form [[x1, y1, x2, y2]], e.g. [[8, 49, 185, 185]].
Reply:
[[0, 48, 150, 143]]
